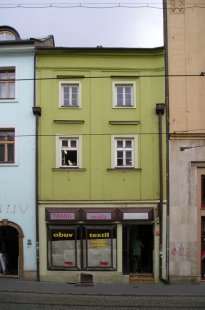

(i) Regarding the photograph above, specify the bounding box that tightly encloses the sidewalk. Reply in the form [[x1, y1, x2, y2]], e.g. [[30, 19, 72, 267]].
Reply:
[[0, 278, 205, 296]]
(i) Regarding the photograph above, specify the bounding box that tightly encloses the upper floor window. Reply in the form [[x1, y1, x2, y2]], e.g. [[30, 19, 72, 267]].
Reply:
[[59, 82, 81, 108], [111, 135, 138, 169], [0, 129, 15, 164], [58, 136, 81, 168], [113, 82, 136, 108], [115, 138, 134, 167], [0, 68, 15, 99]]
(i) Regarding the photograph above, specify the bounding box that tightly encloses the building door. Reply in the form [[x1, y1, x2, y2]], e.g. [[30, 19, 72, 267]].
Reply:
[[123, 224, 153, 274], [0, 225, 19, 275]]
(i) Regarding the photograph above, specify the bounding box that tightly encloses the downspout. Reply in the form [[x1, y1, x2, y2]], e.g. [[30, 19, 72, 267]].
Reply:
[[32, 51, 41, 282], [155, 103, 166, 282], [163, 0, 170, 283]]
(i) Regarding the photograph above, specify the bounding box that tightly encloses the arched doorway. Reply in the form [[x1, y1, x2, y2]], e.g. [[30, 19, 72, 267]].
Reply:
[[0, 221, 24, 277]]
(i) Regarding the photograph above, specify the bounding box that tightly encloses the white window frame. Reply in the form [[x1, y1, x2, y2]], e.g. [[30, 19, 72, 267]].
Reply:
[[56, 135, 82, 168], [0, 127, 16, 166], [111, 135, 138, 168], [112, 81, 136, 108], [59, 81, 81, 108], [0, 66, 17, 102]]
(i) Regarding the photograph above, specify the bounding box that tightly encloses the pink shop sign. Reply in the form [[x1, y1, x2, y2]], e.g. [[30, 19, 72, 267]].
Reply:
[[86, 212, 112, 220], [50, 212, 75, 220]]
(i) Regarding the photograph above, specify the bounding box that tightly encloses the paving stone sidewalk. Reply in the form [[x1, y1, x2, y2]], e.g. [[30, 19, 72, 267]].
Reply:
[[0, 278, 205, 296]]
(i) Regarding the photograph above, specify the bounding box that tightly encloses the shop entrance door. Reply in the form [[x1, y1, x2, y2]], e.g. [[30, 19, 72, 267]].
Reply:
[[123, 224, 153, 274], [201, 217, 205, 279], [0, 226, 19, 275]]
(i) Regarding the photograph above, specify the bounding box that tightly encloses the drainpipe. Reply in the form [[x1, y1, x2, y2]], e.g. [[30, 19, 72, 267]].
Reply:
[[155, 103, 166, 282], [32, 51, 41, 282], [163, 0, 170, 283]]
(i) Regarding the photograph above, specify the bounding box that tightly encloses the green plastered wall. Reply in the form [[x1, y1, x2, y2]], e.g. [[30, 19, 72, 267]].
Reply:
[[36, 48, 165, 202]]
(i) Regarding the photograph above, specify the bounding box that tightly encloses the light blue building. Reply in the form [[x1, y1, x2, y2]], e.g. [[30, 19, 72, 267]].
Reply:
[[0, 26, 54, 280]]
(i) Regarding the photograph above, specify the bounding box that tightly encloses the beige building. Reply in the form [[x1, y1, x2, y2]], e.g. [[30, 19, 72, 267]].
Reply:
[[166, 0, 205, 283]]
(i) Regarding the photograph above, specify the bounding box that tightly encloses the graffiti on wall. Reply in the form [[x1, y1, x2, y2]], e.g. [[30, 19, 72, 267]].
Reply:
[[171, 243, 191, 258]]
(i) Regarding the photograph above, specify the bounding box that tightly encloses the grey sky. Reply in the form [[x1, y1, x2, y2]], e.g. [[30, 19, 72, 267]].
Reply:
[[0, 0, 163, 47]]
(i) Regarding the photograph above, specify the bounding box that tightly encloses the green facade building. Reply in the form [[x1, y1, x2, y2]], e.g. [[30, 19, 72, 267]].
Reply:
[[36, 47, 166, 283]]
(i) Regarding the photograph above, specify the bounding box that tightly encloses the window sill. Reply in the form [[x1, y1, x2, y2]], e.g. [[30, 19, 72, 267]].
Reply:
[[113, 106, 136, 109], [0, 164, 18, 167], [54, 120, 84, 124], [107, 168, 141, 171], [52, 167, 86, 172], [0, 99, 18, 104], [59, 106, 81, 109], [109, 120, 140, 125]]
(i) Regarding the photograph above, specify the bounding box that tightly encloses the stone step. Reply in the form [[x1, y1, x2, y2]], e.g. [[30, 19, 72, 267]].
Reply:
[[129, 273, 155, 284]]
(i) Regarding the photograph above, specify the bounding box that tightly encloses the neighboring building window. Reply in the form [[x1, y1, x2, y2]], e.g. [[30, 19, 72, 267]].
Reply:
[[47, 225, 117, 271], [201, 175, 205, 208], [111, 135, 138, 169], [58, 136, 81, 168], [60, 82, 80, 107], [0, 31, 15, 41], [113, 82, 135, 107], [0, 68, 15, 99], [0, 129, 15, 163]]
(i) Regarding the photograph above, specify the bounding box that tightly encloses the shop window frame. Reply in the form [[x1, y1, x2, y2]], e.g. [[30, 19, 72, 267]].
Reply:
[[47, 225, 80, 271], [83, 225, 117, 271], [47, 224, 117, 271]]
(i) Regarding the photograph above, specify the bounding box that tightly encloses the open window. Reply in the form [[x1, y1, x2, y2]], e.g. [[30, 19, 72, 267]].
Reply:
[[57, 136, 82, 168]]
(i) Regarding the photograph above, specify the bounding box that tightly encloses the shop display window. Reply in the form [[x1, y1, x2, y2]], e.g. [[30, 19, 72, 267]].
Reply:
[[47, 225, 80, 270], [84, 225, 117, 270], [47, 224, 117, 271]]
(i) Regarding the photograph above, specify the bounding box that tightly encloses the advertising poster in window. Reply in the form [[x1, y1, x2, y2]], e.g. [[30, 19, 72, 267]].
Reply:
[[85, 226, 117, 269], [48, 227, 79, 269]]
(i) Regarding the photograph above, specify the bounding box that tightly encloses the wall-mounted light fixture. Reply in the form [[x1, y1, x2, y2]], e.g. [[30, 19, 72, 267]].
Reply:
[[27, 239, 32, 248]]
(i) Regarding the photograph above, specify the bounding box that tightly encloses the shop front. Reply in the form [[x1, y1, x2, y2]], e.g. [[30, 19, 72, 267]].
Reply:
[[40, 205, 159, 283]]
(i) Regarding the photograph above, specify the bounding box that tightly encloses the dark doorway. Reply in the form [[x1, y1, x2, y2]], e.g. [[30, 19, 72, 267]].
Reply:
[[201, 217, 205, 279], [0, 226, 19, 275], [123, 224, 153, 274]]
